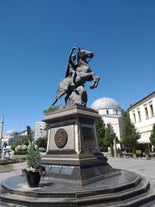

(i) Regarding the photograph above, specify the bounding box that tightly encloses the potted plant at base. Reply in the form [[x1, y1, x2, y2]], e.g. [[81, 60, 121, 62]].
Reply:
[[22, 144, 46, 188]]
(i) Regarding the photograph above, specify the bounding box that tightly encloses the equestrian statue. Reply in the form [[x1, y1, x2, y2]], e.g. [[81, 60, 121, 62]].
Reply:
[[52, 45, 100, 107]]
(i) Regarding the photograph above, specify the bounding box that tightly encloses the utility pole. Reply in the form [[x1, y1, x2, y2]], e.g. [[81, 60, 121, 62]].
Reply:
[[0, 114, 4, 149]]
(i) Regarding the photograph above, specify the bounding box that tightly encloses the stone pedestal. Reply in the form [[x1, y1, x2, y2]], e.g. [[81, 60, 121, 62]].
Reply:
[[42, 105, 116, 185]]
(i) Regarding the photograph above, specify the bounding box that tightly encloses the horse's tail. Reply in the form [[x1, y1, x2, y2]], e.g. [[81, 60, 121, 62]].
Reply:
[[52, 77, 71, 105], [51, 90, 62, 105], [51, 84, 67, 105], [51, 97, 58, 106]]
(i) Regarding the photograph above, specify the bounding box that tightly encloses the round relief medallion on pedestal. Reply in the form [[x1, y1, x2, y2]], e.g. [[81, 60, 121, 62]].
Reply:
[[54, 128, 68, 148]]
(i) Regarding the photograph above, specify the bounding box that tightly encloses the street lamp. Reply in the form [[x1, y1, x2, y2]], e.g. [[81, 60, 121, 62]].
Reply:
[[0, 114, 4, 149]]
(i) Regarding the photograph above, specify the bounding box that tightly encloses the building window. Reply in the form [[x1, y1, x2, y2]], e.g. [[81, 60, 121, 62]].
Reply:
[[116, 110, 119, 115], [137, 110, 141, 122], [149, 103, 154, 117], [144, 106, 149, 119], [106, 110, 109, 114], [133, 112, 136, 123]]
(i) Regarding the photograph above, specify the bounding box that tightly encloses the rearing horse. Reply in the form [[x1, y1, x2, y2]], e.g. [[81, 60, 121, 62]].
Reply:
[[52, 48, 100, 106]]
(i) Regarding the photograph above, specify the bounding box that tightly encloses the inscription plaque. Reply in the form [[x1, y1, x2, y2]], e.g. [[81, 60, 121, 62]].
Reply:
[[82, 126, 93, 143]]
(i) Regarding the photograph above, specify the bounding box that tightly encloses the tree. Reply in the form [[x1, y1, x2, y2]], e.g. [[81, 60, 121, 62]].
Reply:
[[121, 111, 140, 152], [36, 137, 48, 149], [104, 125, 115, 147], [96, 119, 117, 155], [95, 118, 106, 149], [104, 124, 117, 156], [22, 136, 30, 146], [150, 124, 155, 147]]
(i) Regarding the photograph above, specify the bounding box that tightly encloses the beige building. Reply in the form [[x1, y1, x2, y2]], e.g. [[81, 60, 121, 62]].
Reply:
[[128, 91, 155, 147], [34, 122, 47, 140]]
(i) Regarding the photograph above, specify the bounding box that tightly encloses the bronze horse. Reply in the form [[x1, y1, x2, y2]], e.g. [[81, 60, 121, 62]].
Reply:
[[52, 48, 100, 106]]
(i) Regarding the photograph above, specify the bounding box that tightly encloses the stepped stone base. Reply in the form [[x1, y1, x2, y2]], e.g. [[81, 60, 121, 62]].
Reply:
[[1, 170, 155, 207]]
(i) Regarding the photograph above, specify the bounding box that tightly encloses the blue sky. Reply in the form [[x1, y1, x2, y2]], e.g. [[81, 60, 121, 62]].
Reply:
[[0, 0, 155, 134]]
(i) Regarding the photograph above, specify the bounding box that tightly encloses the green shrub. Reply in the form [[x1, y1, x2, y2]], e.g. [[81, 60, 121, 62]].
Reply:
[[26, 144, 41, 169], [14, 150, 27, 155]]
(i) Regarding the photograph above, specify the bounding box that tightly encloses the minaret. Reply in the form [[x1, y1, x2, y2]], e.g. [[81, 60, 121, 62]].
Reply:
[[0, 114, 4, 148]]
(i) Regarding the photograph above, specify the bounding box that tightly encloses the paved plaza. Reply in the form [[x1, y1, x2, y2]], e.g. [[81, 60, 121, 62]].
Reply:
[[108, 156, 155, 181], [108, 156, 155, 207]]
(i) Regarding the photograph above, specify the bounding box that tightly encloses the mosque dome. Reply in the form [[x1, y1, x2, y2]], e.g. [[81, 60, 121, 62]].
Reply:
[[91, 97, 121, 110]]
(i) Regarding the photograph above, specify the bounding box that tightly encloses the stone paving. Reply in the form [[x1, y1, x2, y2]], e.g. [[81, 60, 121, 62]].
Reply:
[[107, 156, 155, 181], [108, 156, 155, 207]]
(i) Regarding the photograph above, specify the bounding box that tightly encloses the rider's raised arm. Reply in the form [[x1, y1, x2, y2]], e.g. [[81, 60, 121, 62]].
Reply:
[[68, 46, 76, 61], [68, 46, 77, 70], [65, 46, 77, 78]]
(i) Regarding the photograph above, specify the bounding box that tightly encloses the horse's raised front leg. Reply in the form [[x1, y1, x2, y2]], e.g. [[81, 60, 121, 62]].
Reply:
[[76, 71, 100, 89], [90, 75, 100, 89], [80, 71, 100, 89]]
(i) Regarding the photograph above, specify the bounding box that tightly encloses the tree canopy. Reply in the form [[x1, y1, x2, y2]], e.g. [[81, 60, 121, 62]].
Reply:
[[96, 118, 106, 148], [103, 125, 116, 146], [95, 118, 117, 156]]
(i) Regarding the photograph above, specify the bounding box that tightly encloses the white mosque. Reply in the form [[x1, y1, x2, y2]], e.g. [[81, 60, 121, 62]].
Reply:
[[91, 97, 124, 142]]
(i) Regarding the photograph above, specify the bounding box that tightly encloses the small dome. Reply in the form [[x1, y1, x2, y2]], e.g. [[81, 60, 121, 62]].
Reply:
[[91, 97, 121, 110]]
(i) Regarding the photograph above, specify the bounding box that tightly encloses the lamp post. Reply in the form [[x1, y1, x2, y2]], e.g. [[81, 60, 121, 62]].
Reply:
[[0, 114, 4, 149]]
